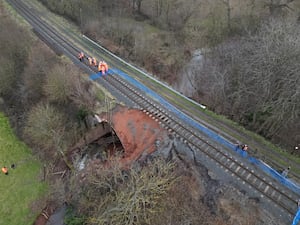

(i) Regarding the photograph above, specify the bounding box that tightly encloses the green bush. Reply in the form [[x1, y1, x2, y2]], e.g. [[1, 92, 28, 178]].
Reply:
[[44, 64, 72, 104], [64, 206, 86, 225], [25, 103, 66, 153]]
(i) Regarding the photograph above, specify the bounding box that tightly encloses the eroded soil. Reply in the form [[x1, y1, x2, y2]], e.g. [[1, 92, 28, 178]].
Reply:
[[105, 105, 168, 165]]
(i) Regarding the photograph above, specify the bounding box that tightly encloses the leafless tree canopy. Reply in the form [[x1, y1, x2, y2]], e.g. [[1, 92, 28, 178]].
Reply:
[[24, 103, 66, 155], [22, 42, 58, 106], [196, 18, 300, 146], [68, 157, 177, 225], [0, 17, 31, 96]]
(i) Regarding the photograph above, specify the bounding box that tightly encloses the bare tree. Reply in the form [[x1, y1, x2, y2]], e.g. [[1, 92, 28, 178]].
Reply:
[[196, 18, 300, 146], [168, 0, 199, 31], [68, 74, 97, 112], [265, 0, 295, 16], [25, 103, 66, 157], [0, 57, 15, 96], [44, 63, 73, 104], [71, 157, 177, 225], [221, 0, 232, 31], [44, 61, 97, 111], [0, 16, 31, 96], [22, 42, 58, 106], [155, 0, 163, 17], [132, 0, 143, 13]]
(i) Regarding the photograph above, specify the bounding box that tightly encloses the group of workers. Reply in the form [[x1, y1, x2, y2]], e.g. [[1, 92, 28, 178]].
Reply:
[[78, 52, 109, 75]]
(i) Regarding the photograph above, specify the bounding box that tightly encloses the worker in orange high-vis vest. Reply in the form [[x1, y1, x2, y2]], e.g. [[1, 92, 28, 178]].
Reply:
[[2, 166, 8, 175], [78, 52, 85, 61], [103, 61, 108, 73], [98, 61, 104, 74], [98, 61, 108, 75], [88, 57, 93, 66], [92, 57, 97, 67]]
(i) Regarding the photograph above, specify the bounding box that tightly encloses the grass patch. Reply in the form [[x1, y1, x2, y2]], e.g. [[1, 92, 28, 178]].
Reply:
[[0, 112, 46, 225]]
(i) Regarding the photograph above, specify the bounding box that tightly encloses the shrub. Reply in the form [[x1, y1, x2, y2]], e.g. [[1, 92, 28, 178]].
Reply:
[[44, 64, 73, 104], [70, 157, 177, 225], [24, 103, 66, 155]]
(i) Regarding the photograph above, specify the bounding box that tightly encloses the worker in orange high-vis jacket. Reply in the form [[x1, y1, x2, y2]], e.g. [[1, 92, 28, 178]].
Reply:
[[92, 57, 97, 67], [103, 61, 108, 73], [2, 166, 8, 175], [98, 61, 108, 75], [98, 61, 103, 74], [88, 57, 93, 66], [78, 52, 85, 61]]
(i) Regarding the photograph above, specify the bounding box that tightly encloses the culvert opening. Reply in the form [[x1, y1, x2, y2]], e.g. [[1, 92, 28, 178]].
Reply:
[[67, 106, 169, 169], [68, 120, 125, 170]]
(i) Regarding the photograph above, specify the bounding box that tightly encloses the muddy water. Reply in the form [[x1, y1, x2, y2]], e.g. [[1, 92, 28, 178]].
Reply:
[[173, 49, 205, 97]]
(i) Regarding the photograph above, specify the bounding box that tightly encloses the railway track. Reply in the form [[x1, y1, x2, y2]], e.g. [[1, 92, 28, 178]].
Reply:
[[18, 0, 300, 186], [107, 75, 300, 216], [7, 0, 300, 220]]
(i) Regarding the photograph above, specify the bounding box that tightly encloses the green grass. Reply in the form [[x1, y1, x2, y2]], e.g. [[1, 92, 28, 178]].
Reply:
[[0, 112, 46, 225]]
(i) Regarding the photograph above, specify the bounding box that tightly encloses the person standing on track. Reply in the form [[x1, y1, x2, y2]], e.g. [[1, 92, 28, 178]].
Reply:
[[92, 57, 97, 67], [88, 57, 93, 66], [281, 166, 291, 178], [98, 61, 109, 75], [241, 144, 248, 151], [78, 52, 85, 62]]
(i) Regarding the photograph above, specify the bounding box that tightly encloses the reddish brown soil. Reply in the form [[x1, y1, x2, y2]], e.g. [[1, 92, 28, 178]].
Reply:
[[109, 106, 167, 165]]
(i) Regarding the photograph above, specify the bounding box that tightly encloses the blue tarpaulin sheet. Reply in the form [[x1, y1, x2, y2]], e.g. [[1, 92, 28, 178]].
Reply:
[[89, 69, 113, 80], [89, 73, 102, 80], [292, 209, 300, 225]]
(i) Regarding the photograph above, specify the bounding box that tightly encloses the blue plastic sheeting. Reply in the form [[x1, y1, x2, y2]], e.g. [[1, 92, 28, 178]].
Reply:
[[108, 68, 300, 195], [248, 156, 300, 195], [89, 69, 112, 80], [89, 73, 102, 80], [234, 146, 249, 158], [292, 209, 300, 225]]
